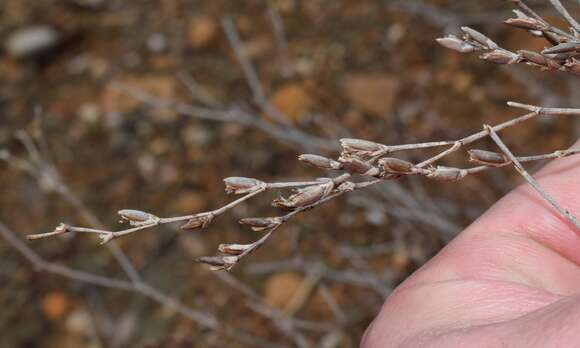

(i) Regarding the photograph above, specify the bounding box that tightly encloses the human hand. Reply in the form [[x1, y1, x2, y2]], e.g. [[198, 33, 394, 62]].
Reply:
[[362, 140, 580, 347]]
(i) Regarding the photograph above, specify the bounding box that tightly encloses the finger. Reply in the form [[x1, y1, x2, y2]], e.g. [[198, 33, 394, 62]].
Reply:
[[402, 139, 580, 294], [427, 291, 580, 347], [362, 140, 580, 347]]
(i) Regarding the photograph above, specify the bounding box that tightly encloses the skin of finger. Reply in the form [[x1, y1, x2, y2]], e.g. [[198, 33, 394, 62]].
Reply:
[[404, 140, 580, 293], [424, 292, 580, 347], [362, 140, 580, 347], [362, 279, 562, 347]]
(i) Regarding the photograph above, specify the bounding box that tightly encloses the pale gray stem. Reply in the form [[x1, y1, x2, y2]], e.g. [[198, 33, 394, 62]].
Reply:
[[221, 16, 292, 127], [485, 125, 580, 231], [549, 0, 580, 35]]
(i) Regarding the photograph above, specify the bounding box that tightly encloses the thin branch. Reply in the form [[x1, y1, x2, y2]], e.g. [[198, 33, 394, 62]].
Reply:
[[113, 82, 336, 152], [485, 125, 580, 230], [26, 179, 330, 243], [510, 0, 577, 40], [2, 129, 288, 347], [437, 1, 580, 76], [267, 7, 292, 76], [221, 16, 292, 126], [28, 101, 580, 270], [549, 0, 580, 35]]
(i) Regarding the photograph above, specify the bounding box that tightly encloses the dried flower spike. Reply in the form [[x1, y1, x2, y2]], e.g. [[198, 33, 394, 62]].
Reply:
[[461, 26, 498, 49], [480, 50, 519, 64], [436, 36, 477, 53], [118, 209, 158, 226], [218, 243, 252, 255], [468, 149, 509, 166], [338, 157, 380, 176], [378, 157, 415, 174], [298, 154, 342, 170], [238, 217, 281, 231], [272, 181, 333, 210], [196, 255, 238, 271], [542, 42, 580, 55], [118, 209, 151, 222], [223, 177, 265, 194], [339, 138, 383, 157], [518, 50, 548, 66], [426, 166, 467, 181], [504, 17, 546, 31], [196, 256, 238, 271], [181, 213, 214, 230]]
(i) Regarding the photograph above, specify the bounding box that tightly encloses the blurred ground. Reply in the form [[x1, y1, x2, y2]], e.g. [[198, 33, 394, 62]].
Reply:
[[0, 0, 578, 347]]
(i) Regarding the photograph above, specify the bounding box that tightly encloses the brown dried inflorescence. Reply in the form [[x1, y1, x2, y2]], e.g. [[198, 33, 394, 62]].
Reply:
[[25, 0, 580, 273]]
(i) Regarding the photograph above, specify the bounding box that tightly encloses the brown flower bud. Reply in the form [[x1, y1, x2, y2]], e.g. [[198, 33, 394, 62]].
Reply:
[[461, 26, 497, 49], [436, 36, 477, 53], [298, 154, 342, 170], [339, 157, 380, 176], [339, 138, 383, 157], [337, 181, 356, 192], [542, 31, 562, 46], [272, 181, 333, 210], [378, 157, 415, 174], [218, 243, 252, 255], [196, 255, 238, 271], [223, 177, 264, 194], [480, 50, 519, 64], [238, 217, 281, 231], [542, 42, 580, 54], [518, 50, 547, 66], [340, 138, 381, 151], [426, 166, 467, 181], [180, 214, 214, 230], [504, 17, 546, 31], [468, 149, 509, 166], [118, 209, 151, 222], [118, 209, 158, 226]]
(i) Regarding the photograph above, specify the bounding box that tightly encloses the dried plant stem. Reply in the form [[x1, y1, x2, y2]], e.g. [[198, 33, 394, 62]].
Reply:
[[438, 0, 580, 76], [466, 148, 580, 175], [221, 16, 291, 127], [416, 103, 580, 168], [2, 129, 293, 347], [485, 125, 580, 230], [26, 179, 328, 243], [27, 99, 580, 270], [510, 0, 577, 40], [205, 178, 380, 270], [548, 0, 580, 34]]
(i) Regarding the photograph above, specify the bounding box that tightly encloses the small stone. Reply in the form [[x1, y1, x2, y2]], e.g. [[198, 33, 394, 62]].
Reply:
[[264, 272, 303, 309], [147, 33, 167, 53], [65, 309, 92, 335], [41, 292, 71, 320], [4, 26, 60, 58], [187, 16, 218, 48], [243, 34, 273, 59], [268, 83, 314, 122], [341, 74, 398, 117], [78, 103, 100, 124]]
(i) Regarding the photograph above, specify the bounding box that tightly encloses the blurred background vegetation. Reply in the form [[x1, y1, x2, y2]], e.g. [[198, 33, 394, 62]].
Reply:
[[0, 0, 578, 347]]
